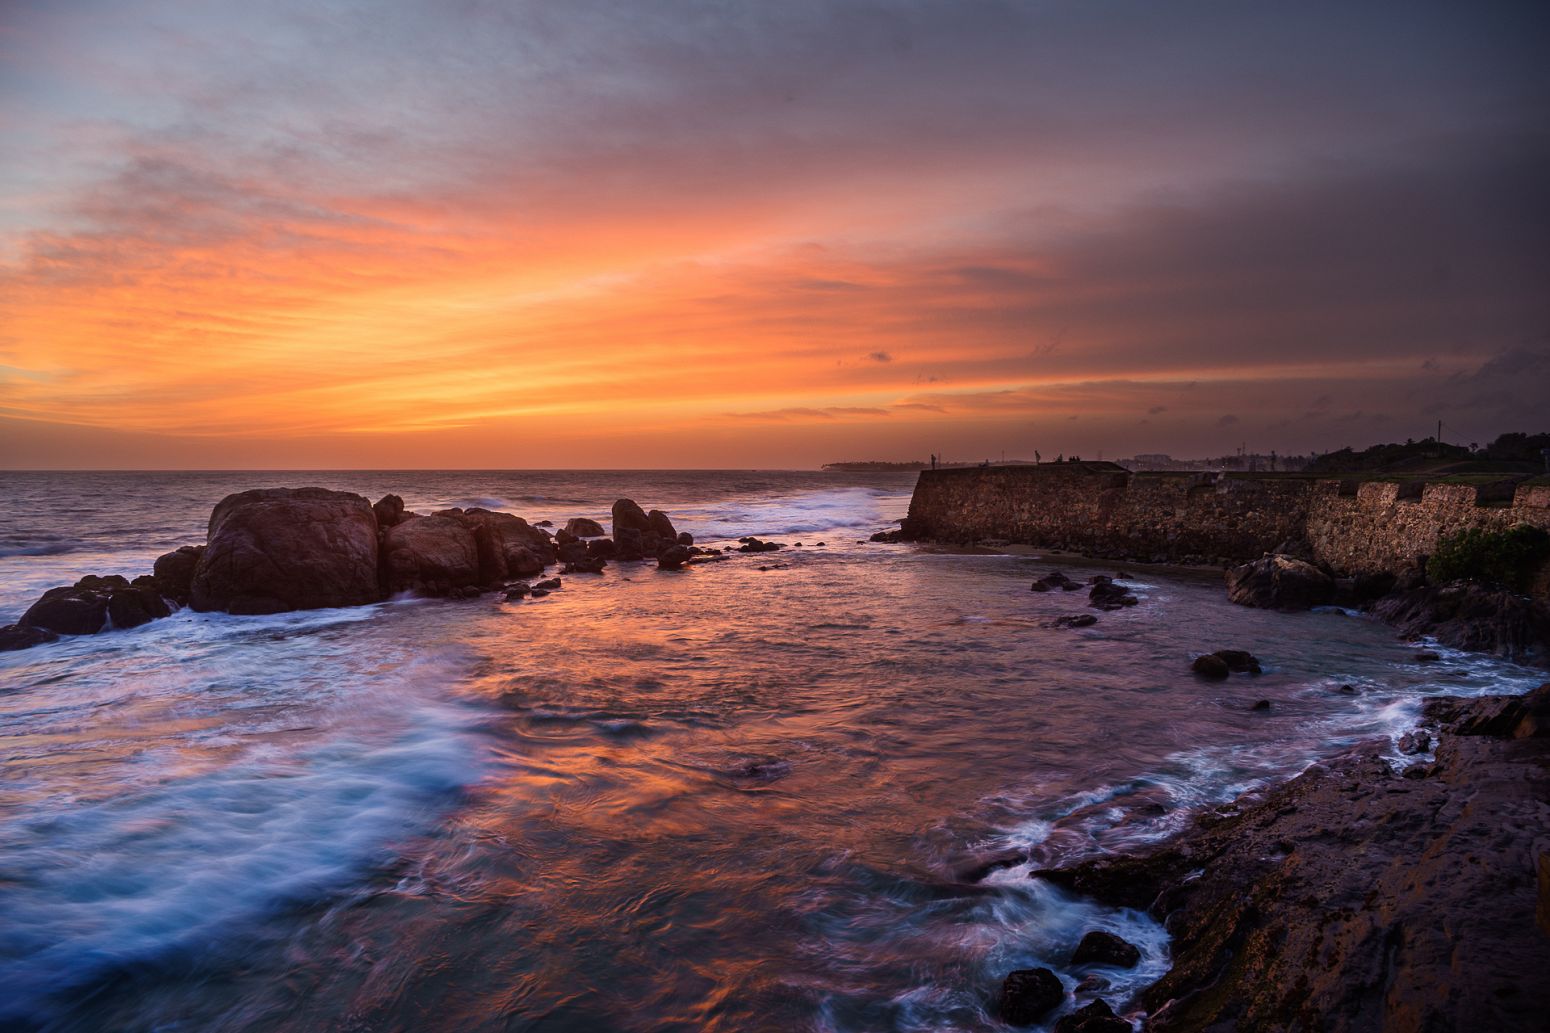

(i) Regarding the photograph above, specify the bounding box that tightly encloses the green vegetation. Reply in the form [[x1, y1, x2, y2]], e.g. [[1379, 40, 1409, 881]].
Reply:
[[1427, 524, 1550, 592], [1306, 431, 1550, 475]]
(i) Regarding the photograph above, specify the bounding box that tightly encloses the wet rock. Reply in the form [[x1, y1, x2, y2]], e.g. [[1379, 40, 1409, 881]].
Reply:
[[647, 509, 677, 541], [1424, 683, 1550, 740], [372, 493, 406, 528], [1088, 582, 1138, 610], [456, 508, 554, 581], [1251, 699, 1272, 712], [677, 531, 694, 547], [954, 849, 1028, 883], [534, 578, 561, 591], [612, 498, 652, 535], [1337, 683, 1358, 694], [1212, 649, 1262, 674], [738, 537, 782, 553], [869, 529, 907, 543], [152, 544, 205, 603], [1377, 582, 1550, 662], [1071, 930, 1141, 969], [504, 583, 531, 600], [383, 514, 481, 595], [657, 544, 691, 571], [555, 528, 578, 547], [998, 967, 1064, 1025], [21, 582, 113, 635], [1415, 650, 1442, 662], [1224, 554, 1335, 611], [1191, 654, 1231, 680], [529, 588, 549, 598], [1398, 730, 1431, 755], [192, 487, 381, 613], [1036, 691, 1550, 1032], [1053, 614, 1099, 629], [1032, 571, 1079, 592], [1053, 998, 1131, 1033], [564, 517, 606, 538], [587, 537, 617, 560], [0, 623, 59, 651], [614, 527, 646, 562], [106, 585, 171, 629], [557, 540, 591, 565], [561, 557, 606, 575]]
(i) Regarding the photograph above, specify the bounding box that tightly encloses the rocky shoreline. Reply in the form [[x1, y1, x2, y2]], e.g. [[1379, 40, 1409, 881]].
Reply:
[[0, 486, 749, 651], [1021, 683, 1550, 1031]]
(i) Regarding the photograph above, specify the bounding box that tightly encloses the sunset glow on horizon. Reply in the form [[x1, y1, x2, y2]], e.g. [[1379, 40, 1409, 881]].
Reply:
[[3, 1, 1547, 469]]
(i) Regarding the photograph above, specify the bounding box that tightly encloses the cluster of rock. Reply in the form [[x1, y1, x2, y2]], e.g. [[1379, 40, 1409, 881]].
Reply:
[[1226, 541, 1550, 664], [1189, 648, 1262, 680], [997, 928, 1143, 1028], [1030, 571, 1139, 612], [1, 487, 715, 651], [1032, 682, 1550, 1032]]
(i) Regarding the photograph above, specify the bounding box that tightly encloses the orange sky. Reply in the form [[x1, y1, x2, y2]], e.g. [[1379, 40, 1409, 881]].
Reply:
[[2, 2, 1547, 468]]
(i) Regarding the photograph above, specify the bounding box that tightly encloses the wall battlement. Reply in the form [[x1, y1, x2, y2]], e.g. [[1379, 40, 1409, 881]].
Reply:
[[903, 464, 1550, 575]]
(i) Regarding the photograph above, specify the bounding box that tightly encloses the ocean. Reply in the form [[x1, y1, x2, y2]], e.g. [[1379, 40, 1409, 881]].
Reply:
[[0, 470, 1540, 1032]]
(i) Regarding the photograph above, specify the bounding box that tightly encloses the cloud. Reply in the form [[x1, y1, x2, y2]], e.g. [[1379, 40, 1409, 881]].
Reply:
[[725, 406, 891, 422], [865, 351, 893, 363]]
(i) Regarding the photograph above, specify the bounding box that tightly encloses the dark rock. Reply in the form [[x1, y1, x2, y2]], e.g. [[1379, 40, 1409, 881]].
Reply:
[[1424, 683, 1550, 740], [107, 586, 171, 629], [534, 578, 561, 591], [1073, 975, 1109, 994], [998, 967, 1064, 1025], [152, 545, 205, 603], [382, 514, 480, 595], [534, 520, 553, 527], [1088, 582, 1138, 610], [528, 588, 549, 598], [1035, 695, 1550, 1033], [1225, 554, 1336, 611], [738, 538, 782, 553], [647, 509, 677, 541], [1053, 614, 1099, 629], [557, 540, 591, 566], [1415, 650, 1442, 662], [658, 544, 691, 571], [1213, 649, 1262, 674], [21, 582, 112, 635], [555, 529, 578, 547], [192, 488, 381, 613], [561, 557, 606, 575], [1398, 730, 1431, 755], [1251, 699, 1272, 712], [0, 623, 59, 650], [1071, 930, 1141, 968], [677, 531, 694, 547], [504, 583, 531, 600], [953, 849, 1028, 883], [614, 527, 646, 561], [869, 529, 907, 543], [612, 498, 652, 535], [372, 493, 406, 528], [1374, 581, 1550, 663], [587, 537, 617, 560], [1191, 654, 1231, 680], [1338, 683, 1358, 694], [1053, 998, 1131, 1033], [564, 517, 606, 538]]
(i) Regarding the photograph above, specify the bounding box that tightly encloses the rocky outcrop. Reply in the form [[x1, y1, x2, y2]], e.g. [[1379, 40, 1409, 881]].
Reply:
[[612, 498, 652, 535], [191, 488, 381, 614], [647, 509, 677, 541], [382, 514, 480, 594], [152, 545, 205, 604], [1224, 553, 1335, 610], [453, 508, 553, 582], [564, 517, 606, 538], [1035, 684, 1550, 1032], [372, 493, 406, 528], [1373, 580, 1550, 663]]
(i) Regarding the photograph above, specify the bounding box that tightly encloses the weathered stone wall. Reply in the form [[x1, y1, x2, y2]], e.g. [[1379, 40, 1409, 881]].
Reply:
[[1305, 480, 1550, 575], [904, 464, 1550, 575]]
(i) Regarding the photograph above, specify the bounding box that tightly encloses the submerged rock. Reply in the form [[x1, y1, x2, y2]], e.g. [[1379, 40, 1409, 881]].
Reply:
[[1070, 930, 1141, 968], [1191, 654, 1231, 680], [1053, 614, 1099, 629], [1089, 581, 1139, 610], [997, 967, 1064, 1025], [192, 487, 381, 613], [1053, 998, 1131, 1033], [0, 623, 59, 650], [738, 538, 782, 553], [1225, 554, 1335, 611], [657, 544, 691, 571]]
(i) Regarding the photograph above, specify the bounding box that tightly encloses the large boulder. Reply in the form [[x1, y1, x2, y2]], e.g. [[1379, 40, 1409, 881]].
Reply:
[[564, 517, 606, 538], [454, 508, 553, 582], [373, 493, 406, 528], [998, 967, 1064, 1025], [647, 509, 677, 541], [152, 545, 204, 604], [191, 488, 382, 614], [1225, 554, 1336, 611], [612, 498, 652, 535], [383, 515, 481, 594]]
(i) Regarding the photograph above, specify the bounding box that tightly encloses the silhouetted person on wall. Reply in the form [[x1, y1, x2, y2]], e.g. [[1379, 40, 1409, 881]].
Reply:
[[930, 453, 937, 470]]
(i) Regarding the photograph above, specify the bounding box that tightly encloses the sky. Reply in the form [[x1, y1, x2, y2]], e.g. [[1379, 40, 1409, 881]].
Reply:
[[2, 1, 1547, 469]]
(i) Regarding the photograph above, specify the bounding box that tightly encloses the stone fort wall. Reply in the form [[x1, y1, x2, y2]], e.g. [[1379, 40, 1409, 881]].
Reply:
[[903, 463, 1550, 576]]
